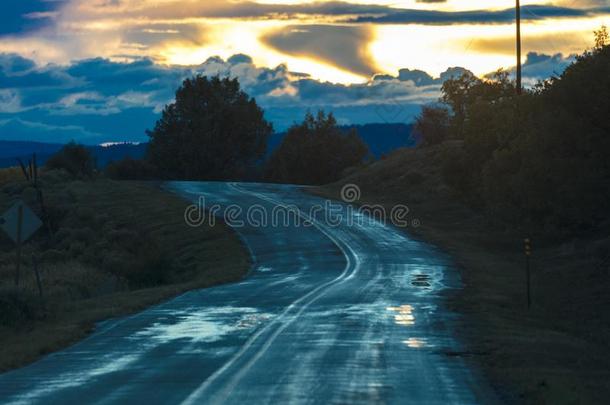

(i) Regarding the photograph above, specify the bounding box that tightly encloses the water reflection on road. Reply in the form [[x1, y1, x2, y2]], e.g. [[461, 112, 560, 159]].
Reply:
[[0, 182, 495, 404]]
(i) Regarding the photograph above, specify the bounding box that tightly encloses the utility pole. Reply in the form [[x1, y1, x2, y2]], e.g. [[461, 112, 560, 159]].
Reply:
[[516, 0, 522, 95]]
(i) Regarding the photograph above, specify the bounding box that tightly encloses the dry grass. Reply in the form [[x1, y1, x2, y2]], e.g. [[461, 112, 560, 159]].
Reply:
[[0, 171, 249, 371], [313, 144, 610, 404], [0, 167, 21, 186]]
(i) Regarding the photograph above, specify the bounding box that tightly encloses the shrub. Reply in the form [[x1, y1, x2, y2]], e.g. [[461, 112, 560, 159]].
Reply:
[[404, 171, 425, 186], [265, 110, 369, 185], [105, 157, 157, 180], [425, 30, 610, 231], [0, 167, 22, 186], [46, 142, 95, 178], [0, 287, 39, 326], [412, 106, 450, 145]]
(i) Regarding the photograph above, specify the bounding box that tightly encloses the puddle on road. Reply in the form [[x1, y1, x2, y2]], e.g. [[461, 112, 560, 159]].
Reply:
[[386, 306, 435, 349], [130, 306, 273, 344], [411, 274, 431, 288], [386, 305, 415, 326], [403, 337, 431, 348]]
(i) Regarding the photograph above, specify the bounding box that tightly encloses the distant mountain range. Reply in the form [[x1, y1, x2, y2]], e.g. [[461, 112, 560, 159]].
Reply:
[[0, 123, 416, 169]]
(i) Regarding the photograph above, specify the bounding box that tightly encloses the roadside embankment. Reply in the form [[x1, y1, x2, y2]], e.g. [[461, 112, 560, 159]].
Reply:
[[312, 144, 610, 404], [0, 171, 249, 372]]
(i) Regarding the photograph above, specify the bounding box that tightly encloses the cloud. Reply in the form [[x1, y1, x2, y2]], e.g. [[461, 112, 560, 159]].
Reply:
[[467, 32, 588, 57], [0, 1, 67, 35], [262, 25, 378, 77], [0, 51, 575, 143], [61, 0, 393, 21], [494, 52, 576, 84], [350, 5, 610, 24], [60, 1, 610, 23], [0, 90, 24, 113], [0, 118, 102, 143]]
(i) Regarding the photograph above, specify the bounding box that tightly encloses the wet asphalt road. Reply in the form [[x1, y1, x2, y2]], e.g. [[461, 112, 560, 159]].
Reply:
[[0, 182, 494, 404]]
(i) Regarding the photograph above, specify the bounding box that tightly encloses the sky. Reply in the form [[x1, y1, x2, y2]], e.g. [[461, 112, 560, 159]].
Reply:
[[0, 0, 608, 144]]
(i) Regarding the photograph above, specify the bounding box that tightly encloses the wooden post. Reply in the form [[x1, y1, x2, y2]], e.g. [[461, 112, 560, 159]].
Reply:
[[33, 153, 38, 187], [524, 238, 531, 309], [33, 255, 44, 303], [17, 158, 30, 182], [15, 205, 23, 287]]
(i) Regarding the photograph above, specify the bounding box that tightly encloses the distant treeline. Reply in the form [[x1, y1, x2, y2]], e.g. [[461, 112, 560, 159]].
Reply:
[[0, 141, 147, 170], [100, 76, 412, 184], [413, 27, 610, 232]]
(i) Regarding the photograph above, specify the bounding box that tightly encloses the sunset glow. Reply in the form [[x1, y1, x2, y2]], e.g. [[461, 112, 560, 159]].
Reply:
[[1, 0, 608, 140], [2, 0, 607, 82]]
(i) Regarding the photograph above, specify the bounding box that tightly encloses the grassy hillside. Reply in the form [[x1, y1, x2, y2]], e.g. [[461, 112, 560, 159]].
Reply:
[[314, 143, 610, 404], [0, 169, 249, 371]]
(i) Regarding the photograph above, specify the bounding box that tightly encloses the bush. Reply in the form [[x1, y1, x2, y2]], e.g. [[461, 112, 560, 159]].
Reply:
[[105, 157, 157, 180], [413, 105, 450, 145], [440, 145, 469, 195], [102, 242, 171, 289], [404, 171, 425, 186], [265, 110, 369, 185], [426, 31, 610, 232], [46, 142, 95, 178], [0, 287, 39, 326]]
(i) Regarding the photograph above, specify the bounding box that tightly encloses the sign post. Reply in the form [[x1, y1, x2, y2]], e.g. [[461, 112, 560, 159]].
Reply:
[[0, 201, 43, 287], [15, 205, 23, 286]]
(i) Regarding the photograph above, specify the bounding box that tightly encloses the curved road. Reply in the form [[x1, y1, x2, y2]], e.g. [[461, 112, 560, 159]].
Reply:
[[0, 182, 495, 404]]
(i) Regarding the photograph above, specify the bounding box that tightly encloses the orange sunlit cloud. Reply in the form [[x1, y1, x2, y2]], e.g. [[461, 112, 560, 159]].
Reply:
[[0, 0, 608, 83]]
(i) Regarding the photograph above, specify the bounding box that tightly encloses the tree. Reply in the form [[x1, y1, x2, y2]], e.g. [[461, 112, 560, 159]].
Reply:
[[594, 25, 608, 50], [46, 142, 95, 178], [412, 105, 450, 145], [428, 28, 610, 231], [265, 111, 369, 185], [147, 76, 272, 180]]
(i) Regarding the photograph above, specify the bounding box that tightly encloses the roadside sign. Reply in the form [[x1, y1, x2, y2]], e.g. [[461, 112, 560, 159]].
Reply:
[[0, 200, 42, 244]]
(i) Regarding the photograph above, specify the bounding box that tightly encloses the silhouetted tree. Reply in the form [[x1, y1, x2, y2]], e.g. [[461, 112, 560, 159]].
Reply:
[[423, 28, 610, 231], [265, 111, 369, 185], [594, 25, 608, 50], [147, 76, 272, 180], [46, 142, 95, 178], [413, 105, 450, 145]]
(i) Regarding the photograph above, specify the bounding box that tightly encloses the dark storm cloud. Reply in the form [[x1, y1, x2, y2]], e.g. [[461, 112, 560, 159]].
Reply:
[[262, 25, 378, 77], [349, 5, 610, 24], [65, 1, 609, 25], [496, 52, 576, 83]]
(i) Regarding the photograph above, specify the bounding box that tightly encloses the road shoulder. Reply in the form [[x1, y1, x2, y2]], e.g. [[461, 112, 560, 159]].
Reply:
[[0, 175, 250, 372], [310, 147, 610, 404]]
